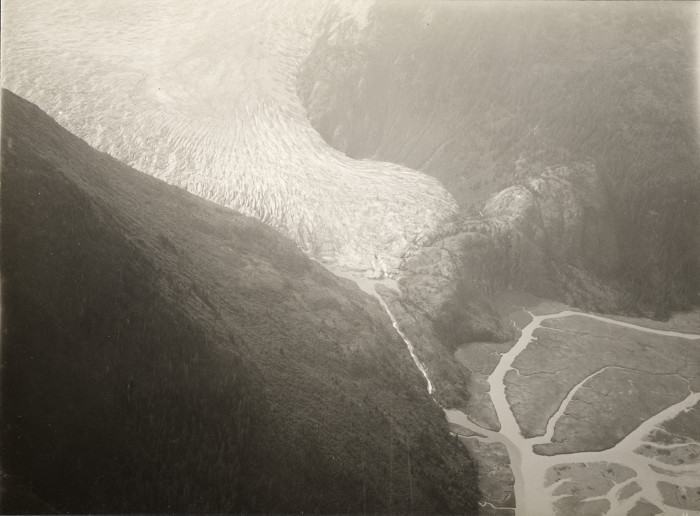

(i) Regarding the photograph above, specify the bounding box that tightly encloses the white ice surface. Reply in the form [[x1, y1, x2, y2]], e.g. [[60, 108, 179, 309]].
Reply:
[[2, 0, 457, 275]]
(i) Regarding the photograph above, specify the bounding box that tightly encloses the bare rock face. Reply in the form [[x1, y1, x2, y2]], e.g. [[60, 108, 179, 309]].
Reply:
[[299, 1, 700, 313], [394, 162, 623, 354], [399, 232, 515, 349], [523, 164, 621, 277]]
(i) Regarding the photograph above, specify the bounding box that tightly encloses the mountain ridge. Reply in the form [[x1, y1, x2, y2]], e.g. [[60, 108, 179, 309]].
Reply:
[[2, 0, 457, 277], [299, 0, 700, 315], [0, 89, 480, 514]]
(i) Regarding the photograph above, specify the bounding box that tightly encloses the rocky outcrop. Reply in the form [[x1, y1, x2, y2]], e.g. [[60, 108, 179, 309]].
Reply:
[[483, 163, 623, 308], [393, 163, 623, 363]]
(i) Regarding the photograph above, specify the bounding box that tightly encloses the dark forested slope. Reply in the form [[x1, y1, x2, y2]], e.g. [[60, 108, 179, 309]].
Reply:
[[0, 90, 479, 514], [299, 1, 700, 316]]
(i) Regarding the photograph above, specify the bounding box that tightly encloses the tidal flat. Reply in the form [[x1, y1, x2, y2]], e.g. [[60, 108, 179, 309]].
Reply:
[[450, 299, 700, 515]]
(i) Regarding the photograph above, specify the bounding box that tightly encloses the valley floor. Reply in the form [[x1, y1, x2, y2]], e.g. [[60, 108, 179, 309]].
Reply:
[[331, 272, 700, 516], [449, 299, 700, 516]]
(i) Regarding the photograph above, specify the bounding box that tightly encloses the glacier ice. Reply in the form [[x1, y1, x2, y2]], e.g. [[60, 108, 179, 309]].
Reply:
[[2, 0, 457, 276]]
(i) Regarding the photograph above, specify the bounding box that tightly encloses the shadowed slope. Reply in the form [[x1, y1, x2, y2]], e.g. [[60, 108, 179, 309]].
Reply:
[[0, 90, 479, 514]]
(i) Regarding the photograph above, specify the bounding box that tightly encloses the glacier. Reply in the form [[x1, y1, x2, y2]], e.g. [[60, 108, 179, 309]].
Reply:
[[1, 0, 458, 276]]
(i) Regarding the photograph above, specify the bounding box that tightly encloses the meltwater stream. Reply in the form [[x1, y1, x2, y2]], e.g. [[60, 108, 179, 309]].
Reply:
[[326, 266, 434, 395], [449, 310, 700, 516], [330, 267, 700, 514], [330, 267, 700, 516], [3, 0, 457, 276]]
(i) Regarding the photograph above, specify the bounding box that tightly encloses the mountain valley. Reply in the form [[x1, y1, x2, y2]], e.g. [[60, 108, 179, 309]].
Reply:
[[2, 1, 699, 514]]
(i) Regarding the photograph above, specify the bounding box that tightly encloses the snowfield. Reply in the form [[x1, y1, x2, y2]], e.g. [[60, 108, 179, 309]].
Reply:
[[2, 0, 457, 275]]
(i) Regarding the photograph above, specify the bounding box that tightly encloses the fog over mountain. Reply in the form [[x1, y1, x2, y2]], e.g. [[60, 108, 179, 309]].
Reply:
[[2, 1, 699, 515], [300, 0, 700, 316]]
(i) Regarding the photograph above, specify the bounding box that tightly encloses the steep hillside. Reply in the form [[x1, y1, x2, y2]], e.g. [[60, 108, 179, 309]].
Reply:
[[0, 90, 479, 514], [299, 1, 700, 315], [2, 0, 457, 276], [377, 163, 626, 403]]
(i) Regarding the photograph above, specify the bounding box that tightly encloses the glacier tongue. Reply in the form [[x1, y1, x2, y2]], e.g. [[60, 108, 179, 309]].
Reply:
[[3, 0, 457, 275]]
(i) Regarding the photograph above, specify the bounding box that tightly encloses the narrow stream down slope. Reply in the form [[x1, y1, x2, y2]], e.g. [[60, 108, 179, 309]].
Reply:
[[329, 271, 700, 515], [6, 2, 698, 513]]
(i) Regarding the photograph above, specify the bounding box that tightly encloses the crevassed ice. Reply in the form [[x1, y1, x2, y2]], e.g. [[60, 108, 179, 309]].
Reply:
[[2, 0, 458, 276]]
